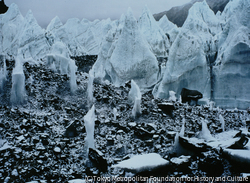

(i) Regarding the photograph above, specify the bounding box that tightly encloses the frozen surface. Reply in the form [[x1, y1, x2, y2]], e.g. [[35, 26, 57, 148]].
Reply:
[[112, 153, 169, 172]]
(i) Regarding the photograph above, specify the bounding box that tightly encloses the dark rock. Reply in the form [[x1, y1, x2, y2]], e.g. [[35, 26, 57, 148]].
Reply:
[[158, 102, 175, 117], [198, 151, 224, 177], [0, 0, 8, 14], [181, 88, 203, 105], [64, 121, 78, 137], [228, 133, 249, 149], [134, 127, 153, 140], [88, 148, 108, 172], [106, 136, 114, 146]]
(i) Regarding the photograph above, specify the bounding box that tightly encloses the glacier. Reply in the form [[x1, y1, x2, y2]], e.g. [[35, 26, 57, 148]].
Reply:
[[0, 1, 250, 109]]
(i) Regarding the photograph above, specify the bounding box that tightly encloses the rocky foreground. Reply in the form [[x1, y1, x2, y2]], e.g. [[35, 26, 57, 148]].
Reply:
[[0, 56, 250, 182]]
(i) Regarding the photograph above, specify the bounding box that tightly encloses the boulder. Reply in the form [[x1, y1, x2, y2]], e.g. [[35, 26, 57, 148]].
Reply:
[[181, 88, 203, 105]]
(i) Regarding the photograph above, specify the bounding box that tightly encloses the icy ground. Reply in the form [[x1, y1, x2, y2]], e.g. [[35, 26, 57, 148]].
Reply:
[[0, 56, 250, 182]]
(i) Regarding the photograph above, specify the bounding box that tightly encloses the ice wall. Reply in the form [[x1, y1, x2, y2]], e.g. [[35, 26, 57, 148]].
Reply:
[[10, 56, 26, 105], [212, 0, 250, 109]]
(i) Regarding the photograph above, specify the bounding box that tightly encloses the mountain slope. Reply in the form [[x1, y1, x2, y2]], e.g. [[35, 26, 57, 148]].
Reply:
[[154, 0, 229, 27]]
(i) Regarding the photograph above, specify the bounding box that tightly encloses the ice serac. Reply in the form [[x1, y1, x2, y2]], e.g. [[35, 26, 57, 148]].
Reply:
[[1, 3, 24, 58], [213, 0, 250, 109], [46, 16, 72, 54], [46, 42, 77, 94], [0, 55, 6, 91], [84, 105, 95, 152], [158, 15, 177, 33], [90, 18, 116, 52], [157, 15, 179, 45], [10, 56, 26, 105], [69, 59, 77, 94], [138, 6, 170, 57], [153, 1, 220, 101], [62, 18, 87, 56], [129, 80, 142, 118], [92, 8, 159, 89], [18, 10, 50, 60]]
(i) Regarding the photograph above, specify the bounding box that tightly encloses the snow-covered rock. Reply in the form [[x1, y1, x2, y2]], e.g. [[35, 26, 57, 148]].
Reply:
[[138, 6, 170, 57], [153, 1, 220, 101], [112, 153, 169, 172], [92, 8, 159, 89], [213, 0, 250, 109]]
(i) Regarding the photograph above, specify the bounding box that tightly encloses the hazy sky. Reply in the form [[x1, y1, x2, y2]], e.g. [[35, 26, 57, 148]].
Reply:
[[5, 0, 191, 27]]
